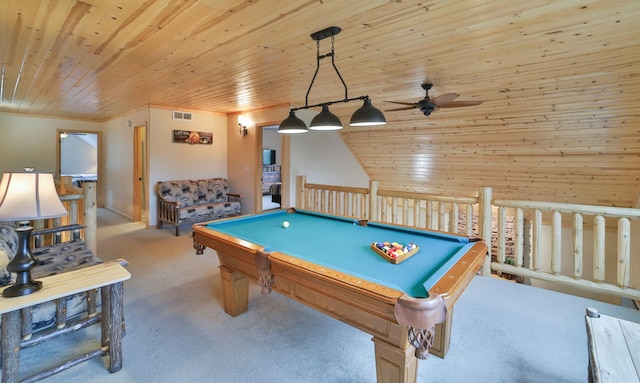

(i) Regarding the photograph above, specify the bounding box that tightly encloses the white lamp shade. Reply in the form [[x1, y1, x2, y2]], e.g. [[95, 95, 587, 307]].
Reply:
[[0, 172, 67, 220]]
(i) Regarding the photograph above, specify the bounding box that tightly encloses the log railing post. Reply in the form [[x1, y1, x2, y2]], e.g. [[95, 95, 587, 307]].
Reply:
[[297, 176, 306, 210], [369, 180, 378, 222], [617, 217, 631, 288], [573, 213, 584, 279], [551, 211, 562, 275], [83, 182, 97, 255], [479, 187, 492, 276]]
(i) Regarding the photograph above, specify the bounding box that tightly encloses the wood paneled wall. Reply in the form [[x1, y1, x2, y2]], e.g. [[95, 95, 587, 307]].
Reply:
[[1, 0, 638, 207]]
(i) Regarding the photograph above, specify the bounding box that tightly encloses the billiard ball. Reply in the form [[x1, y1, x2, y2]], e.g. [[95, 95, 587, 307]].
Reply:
[[282, 221, 290, 228]]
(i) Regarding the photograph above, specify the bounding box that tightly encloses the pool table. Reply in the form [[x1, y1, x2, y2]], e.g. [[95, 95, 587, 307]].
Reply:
[[193, 209, 487, 383]]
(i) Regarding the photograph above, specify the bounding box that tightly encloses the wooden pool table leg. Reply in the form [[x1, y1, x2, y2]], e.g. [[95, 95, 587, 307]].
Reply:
[[372, 337, 418, 383], [429, 307, 453, 358], [219, 265, 249, 317]]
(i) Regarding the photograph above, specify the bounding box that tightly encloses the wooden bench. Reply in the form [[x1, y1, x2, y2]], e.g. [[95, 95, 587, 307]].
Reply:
[[0, 260, 130, 383], [585, 307, 640, 383]]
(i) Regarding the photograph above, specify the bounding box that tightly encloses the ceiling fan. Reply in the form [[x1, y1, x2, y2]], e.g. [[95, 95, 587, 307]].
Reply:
[[385, 83, 483, 116]]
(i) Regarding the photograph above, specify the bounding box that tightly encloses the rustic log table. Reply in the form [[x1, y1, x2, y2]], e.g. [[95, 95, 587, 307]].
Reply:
[[585, 307, 640, 383], [0, 261, 130, 383]]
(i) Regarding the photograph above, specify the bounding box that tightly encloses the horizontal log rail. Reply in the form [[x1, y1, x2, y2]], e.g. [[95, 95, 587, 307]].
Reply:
[[374, 188, 479, 236], [297, 176, 370, 219], [492, 198, 640, 301], [30, 177, 97, 255], [297, 176, 640, 303]]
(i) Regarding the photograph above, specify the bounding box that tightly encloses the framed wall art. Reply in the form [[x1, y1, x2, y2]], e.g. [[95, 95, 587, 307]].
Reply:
[[172, 130, 213, 145]]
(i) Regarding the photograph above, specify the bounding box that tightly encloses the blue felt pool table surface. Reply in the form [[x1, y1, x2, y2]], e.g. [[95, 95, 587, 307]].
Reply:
[[205, 209, 474, 298]]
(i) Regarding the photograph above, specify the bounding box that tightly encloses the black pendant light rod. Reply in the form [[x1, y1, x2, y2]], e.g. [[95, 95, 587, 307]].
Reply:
[[297, 26, 366, 112], [291, 95, 369, 112], [278, 26, 386, 133]]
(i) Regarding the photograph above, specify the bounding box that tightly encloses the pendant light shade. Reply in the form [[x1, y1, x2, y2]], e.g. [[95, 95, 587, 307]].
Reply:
[[278, 111, 308, 134], [349, 98, 387, 126], [309, 105, 343, 131]]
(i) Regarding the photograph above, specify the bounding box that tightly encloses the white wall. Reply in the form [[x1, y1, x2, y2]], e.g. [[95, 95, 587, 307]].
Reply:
[[147, 108, 227, 224], [101, 107, 227, 222], [0, 108, 227, 224], [60, 134, 98, 174], [227, 106, 289, 214], [287, 109, 370, 207], [101, 109, 149, 218], [0, 113, 102, 174], [227, 107, 369, 214]]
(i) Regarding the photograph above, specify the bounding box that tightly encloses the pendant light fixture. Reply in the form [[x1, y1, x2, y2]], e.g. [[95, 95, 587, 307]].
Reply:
[[278, 26, 386, 133]]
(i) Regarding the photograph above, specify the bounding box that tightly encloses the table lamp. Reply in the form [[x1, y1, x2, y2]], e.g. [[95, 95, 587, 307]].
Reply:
[[0, 171, 67, 297]]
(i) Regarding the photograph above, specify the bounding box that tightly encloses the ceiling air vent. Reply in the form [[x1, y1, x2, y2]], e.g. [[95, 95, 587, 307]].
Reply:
[[173, 111, 193, 121]]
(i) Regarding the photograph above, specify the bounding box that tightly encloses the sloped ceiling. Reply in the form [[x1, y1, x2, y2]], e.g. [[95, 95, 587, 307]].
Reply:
[[1, 0, 639, 207]]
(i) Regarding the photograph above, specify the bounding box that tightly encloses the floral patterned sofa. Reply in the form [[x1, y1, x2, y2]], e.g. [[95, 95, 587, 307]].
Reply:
[[156, 178, 242, 236], [0, 220, 103, 333]]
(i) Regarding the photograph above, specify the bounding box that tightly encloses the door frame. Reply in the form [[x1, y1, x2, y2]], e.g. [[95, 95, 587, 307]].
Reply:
[[255, 122, 288, 212], [133, 123, 149, 225]]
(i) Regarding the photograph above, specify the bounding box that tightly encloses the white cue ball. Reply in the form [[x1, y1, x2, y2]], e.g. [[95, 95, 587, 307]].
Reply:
[[282, 221, 290, 228]]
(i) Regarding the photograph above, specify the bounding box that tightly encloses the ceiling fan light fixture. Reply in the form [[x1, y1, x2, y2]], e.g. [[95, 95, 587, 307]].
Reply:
[[385, 82, 484, 117], [278, 111, 308, 134], [309, 105, 343, 130], [349, 98, 386, 126]]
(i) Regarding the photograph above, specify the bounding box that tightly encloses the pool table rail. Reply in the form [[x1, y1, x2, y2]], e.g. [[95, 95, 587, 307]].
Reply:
[[429, 241, 488, 303], [265, 249, 456, 359]]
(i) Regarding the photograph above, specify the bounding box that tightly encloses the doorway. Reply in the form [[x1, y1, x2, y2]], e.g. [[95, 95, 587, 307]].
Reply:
[[56, 129, 103, 206], [260, 124, 283, 212], [133, 123, 148, 225]]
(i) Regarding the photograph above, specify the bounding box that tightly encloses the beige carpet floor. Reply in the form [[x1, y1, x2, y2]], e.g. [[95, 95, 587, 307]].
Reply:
[[18, 208, 640, 382]]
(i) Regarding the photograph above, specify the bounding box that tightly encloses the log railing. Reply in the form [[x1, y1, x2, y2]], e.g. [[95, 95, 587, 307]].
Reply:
[[297, 176, 370, 218], [297, 176, 640, 303], [296, 176, 485, 236], [491, 199, 640, 301], [373, 188, 481, 236], [30, 176, 97, 255]]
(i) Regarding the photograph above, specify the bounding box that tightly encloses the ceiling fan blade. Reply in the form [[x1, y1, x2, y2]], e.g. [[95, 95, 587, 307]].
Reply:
[[437, 100, 484, 108], [431, 93, 459, 106], [385, 106, 418, 111], [384, 101, 419, 106]]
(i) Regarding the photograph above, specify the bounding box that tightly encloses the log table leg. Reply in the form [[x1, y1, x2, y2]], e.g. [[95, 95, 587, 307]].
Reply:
[[102, 282, 125, 372], [101, 284, 112, 350], [1, 311, 21, 383]]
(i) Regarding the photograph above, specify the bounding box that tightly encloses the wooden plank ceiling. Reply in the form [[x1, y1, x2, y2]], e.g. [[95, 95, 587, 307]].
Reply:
[[1, 0, 639, 207]]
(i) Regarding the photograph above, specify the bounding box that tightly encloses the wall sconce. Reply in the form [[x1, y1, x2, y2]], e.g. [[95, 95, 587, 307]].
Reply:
[[238, 115, 249, 137], [278, 26, 386, 134]]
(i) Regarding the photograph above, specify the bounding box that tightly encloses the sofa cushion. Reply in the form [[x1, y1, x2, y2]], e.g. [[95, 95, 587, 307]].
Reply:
[[157, 180, 198, 207], [0, 221, 18, 286], [0, 221, 103, 332], [195, 178, 229, 204], [158, 178, 231, 208], [179, 201, 241, 220], [32, 240, 101, 278]]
